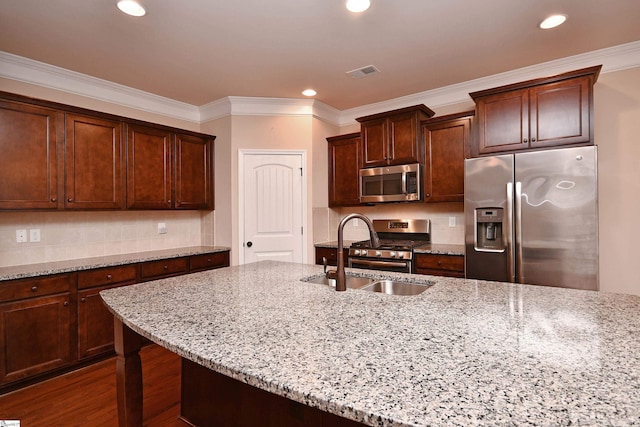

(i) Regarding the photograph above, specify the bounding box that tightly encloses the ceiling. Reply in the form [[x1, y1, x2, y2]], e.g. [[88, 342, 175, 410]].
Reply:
[[1, 0, 640, 111]]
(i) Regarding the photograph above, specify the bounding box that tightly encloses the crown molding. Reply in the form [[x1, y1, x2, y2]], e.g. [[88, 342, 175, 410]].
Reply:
[[0, 51, 200, 122], [1, 40, 639, 127], [339, 39, 640, 126]]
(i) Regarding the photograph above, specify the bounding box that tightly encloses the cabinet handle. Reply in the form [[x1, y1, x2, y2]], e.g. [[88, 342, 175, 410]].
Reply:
[[51, 197, 57, 202], [63, 301, 69, 307], [80, 297, 86, 303], [207, 258, 212, 263], [531, 137, 536, 142], [67, 198, 73, 202], [437, 261, 442, 266], [426, 193, 430, 198], [164, 265, 169, 270], [523, 138, 528, 143], [106, 274, 112, 280], [31, 286, 38, 292]]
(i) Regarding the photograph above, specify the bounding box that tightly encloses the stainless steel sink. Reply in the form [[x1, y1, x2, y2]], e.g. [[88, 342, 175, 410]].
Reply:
[[306, 275, 374, 289], [304, 275, 431, 295], [360, 280, 431, 296]]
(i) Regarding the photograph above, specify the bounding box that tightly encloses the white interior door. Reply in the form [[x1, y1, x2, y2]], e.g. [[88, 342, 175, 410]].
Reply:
[[241, 152, 304, 264]]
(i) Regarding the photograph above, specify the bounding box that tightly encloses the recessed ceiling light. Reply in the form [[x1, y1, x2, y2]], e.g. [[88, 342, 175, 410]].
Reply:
[[117, 0, 146, 17], [346, 0, 371, 13], [302, 89, 317, 97], [539, 14, 567, 29]]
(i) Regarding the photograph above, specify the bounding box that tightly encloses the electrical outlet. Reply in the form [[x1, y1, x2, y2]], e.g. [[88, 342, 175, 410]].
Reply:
[[29, 228, 41, 242], [158, 222, 168, 234], [448, 217, 456, 228], [16, 229, 27, 243]]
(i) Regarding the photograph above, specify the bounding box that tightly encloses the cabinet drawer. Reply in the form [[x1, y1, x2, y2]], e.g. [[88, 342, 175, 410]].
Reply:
[[189, 252, 229, 272], [140, 257, 188, 279], [77, 265, 138, 289], [0, 275, 71, 302], [414, 254, 464, 272]]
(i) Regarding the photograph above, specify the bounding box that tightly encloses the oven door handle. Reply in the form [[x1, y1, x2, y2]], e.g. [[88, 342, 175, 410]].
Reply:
[[349, 259, 410, 269]]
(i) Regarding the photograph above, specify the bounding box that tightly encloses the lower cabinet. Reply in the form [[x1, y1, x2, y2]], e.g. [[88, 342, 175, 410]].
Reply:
[[0, 250, 230, 392], [0, 275, 72, 385], [414, 253, 465, 278], [315, 247, 349, 267]]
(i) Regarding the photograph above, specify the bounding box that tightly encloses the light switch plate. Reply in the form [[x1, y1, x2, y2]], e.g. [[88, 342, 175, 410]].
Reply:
[[448, 217, 456, 227], [30, 228, 41, 242], [158, 223, 168, 234]]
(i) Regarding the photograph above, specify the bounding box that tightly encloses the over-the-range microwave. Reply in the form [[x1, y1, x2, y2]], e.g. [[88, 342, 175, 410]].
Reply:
[[359, 163, 422, 203]]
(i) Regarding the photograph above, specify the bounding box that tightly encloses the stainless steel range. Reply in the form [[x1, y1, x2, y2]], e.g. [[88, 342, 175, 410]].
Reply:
[[348, 219, 430, 273]]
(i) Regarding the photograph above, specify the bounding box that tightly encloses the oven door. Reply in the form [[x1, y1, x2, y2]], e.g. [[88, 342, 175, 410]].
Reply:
[[348, 257, 412, 273]]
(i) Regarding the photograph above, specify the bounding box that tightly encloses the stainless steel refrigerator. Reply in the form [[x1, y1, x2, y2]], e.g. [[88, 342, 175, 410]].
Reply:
[[464, 146, 598, 290]]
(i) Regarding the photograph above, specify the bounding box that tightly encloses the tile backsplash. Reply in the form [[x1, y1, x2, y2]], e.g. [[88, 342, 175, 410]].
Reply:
[[313, 203, 465, 244], [0, 210, 213, 267]]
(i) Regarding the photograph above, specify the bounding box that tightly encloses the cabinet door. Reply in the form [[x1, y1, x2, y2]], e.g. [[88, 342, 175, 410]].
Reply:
[[175, 134, 214, 209], [361, 118, 388, 167], [388, 111, 422, 165], [77, 284, 126, 360], [423, 116, 471, 202], [126, 124, 173, 209], [328, 134, 361, 206], [65, 114, 123, 209], [476, 88, 529, 155], [530, 76, 591, 148], [0, 100, 59, 209], [0, 293, 72, 384]]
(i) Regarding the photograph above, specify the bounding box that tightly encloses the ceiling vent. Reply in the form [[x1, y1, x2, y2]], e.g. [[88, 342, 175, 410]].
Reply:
[[346, 65, 380, 79]]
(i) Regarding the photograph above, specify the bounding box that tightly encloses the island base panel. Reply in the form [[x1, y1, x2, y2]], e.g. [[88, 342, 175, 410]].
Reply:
[[181, 358, 365, 427], [114, 318, 143, 427]]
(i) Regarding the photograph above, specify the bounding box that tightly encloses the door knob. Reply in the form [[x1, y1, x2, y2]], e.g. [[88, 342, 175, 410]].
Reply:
[[246, 241, 253, 247]]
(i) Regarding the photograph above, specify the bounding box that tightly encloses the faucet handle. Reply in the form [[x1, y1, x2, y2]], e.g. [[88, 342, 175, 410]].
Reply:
[[322, 256, 328, 273]]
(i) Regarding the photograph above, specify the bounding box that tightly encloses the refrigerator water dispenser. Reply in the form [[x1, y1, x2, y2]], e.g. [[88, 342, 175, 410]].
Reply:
[[475, 208, 505, 251]]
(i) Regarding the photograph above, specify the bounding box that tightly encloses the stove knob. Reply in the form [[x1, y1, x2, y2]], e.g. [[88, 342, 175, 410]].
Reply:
[[389, 251, 396, 258], [353, 249, 361, 256], [360, 250, 367, 256], [375, 250, 382, 257]]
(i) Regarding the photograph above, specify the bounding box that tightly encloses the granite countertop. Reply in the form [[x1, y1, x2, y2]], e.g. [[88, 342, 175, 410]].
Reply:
[[315, 241, 465, 256], [0, 246, 230, 281], [101, 261, 640, 426]]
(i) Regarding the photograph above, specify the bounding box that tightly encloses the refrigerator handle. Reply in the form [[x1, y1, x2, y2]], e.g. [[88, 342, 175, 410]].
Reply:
[[506, 182, 516, 282], [514, 182, 523, 283]]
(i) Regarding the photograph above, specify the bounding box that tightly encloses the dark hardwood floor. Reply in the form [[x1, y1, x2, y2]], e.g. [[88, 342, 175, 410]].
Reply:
[[0, 344, 186, 427]]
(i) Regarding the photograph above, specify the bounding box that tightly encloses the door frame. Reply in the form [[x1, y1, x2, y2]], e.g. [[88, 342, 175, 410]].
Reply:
[[238, 149, 308, 265]]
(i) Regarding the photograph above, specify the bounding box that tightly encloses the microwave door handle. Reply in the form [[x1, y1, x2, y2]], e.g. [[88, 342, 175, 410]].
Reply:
[[401, 172, 407, 194]]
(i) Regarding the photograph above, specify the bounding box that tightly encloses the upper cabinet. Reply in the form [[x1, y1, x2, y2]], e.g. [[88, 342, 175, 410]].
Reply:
[[327, 132, 361, 207], [356, 105, 434, 167], [126, 124, 174, 210], [0, 100, 60, 210], [65, 114, 124, 209], [0, 92, 215, 211], [470, 65, 601, 156], [422, 111, 473, 203]]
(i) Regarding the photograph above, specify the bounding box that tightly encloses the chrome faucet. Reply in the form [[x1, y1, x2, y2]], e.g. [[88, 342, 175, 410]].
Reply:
[[326, 213, 381, 291]]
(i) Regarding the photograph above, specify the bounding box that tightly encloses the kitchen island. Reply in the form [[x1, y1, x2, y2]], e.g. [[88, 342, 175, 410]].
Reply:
[[100, 261, 640, 426]]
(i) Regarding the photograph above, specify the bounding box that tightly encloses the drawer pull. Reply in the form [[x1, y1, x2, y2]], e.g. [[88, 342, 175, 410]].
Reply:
[[437, 261, 442, 266], [107, 274, 113, 280], [164, 265, 169, 270], [80, 297, 86, 303], [51, 197, 57, 202], [207, 258, 212, 263], [63, 301, 69, 307], [31, 286, 38, 292]]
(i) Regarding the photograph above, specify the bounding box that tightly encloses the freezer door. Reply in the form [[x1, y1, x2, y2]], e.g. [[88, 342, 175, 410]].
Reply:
[[464, 155, 515, 282], [515, 146, 598, 290]]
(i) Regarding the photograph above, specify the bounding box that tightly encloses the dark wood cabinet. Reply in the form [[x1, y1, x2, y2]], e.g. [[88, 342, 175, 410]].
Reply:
[[65, 114, 124, 209], [0, 91, 216, 212], [126, 124, 174, 209], [140, 257, 189, 281], [422, 111, 473, 203], [315, 247, 349, 267], [470, 66, 600, 156], [175, 133, 214, 209], [77, 265, 137, 360], [0, 275, 72, 385], [357, 105, 434, 167], [327, 132, 361, 207], [0, 100, 60, 210], [414, 253, 464, 278]]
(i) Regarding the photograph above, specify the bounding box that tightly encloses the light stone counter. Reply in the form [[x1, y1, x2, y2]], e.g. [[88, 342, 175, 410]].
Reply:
[[100, 261, 640, 426]]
